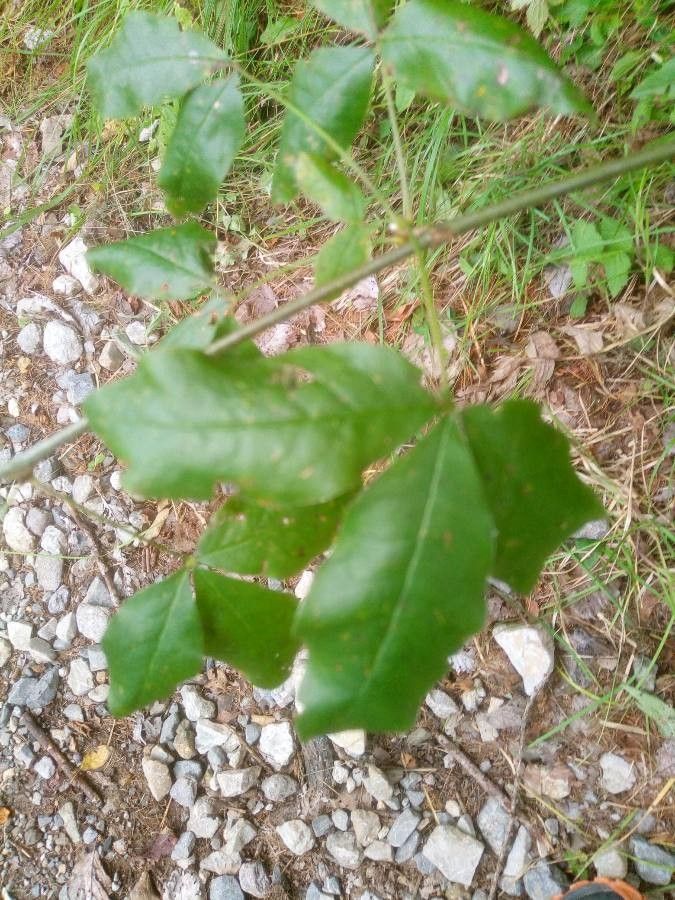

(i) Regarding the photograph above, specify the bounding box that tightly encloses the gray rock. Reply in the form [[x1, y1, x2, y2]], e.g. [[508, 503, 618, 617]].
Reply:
[[262, 774, 298, 802], [422, 825, 484, 887], [3, 508, 35, 553], [238, 861, 271, 898], [57, 370, 94, 405], [201, 849, 242, 876], [223, 818, 256, 854], [67, 658, 93, 695], [58, 801, 81, 844], [210, 875, 244, 900], [99, 340, 124, 372], [629, 836, 674, 885], [501, 825, 531, 895], [0, 637, 11, 667], [276, 819, 315, 855], [83, 576, 113, 608], [75, 604, 109, 642], [387, 807, 419, 848], [245, 722, 261, 744], [15, 744, 36, 768], [477, 797, 511, 853], [181, 684, 215, 721], [171, 831, 196, 861], [26, 507, 50, 537], [55, 613, 77, 644], [394, 831, 419, 863], [160, 706, 181, 745], [43, 320, 82, 365], [600, 752, 636, 794], [35, 554, 63, 591], [426, 689, 460, 719], [523, 862, 568, 899], [174, 760, 203, 780], [312, 815, 332, 838], [7, 668, 59, 708], [259, 721, 294, 770], [64, 703, 84, 722], [5, 423, 30, 443], [593, 845, 627, 879], [170, 775, 198, 808], [17, 322, 41, 354], [71, 474, 94, 505], [28, 636, 56, 662], [34, 756, 56, 779], [365, 840, 394, 862], [362, 764, 394, 803], [87, 646, 107, 672], [48, 586, 70, 615], [8, 620, 33, 649], [217, 767, 260, 798], [326, 831, 362, 868], [305, 883, 331, 900], [573, 519, 609, 541], [332, 809, 349, 831], [351, 809, 380, 847], [493, 624, 554, 695], [174, 719, 196, 759], [142, 757, 172, 801], [187, 797, 220, 839], [195, 718, 239, 755]]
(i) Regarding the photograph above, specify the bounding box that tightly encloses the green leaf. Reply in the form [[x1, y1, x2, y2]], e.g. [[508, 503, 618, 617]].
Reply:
[[461, 400, 604, 593], [84, 342, 437, 503], [87, 223, 215, 301], [193, 569, 299, 687], [272, 46, 375, 204], [624, 685, 675, 738], [568, 294, 588, 318], [598, 217, 633, 255], [103, 570, 203, 716], [311, 0, 394, 39], [380, 0, 592, 121], [197, 494, 352, 578], [602, 251, 632, 298], [294, 153, 366, 222], [87, 12, 227, 119], [295, 415, 495, 737], [630, 59, 675, 100], [159, 299, 248, 351], [159, 77, 246, 217], [315, 225, 371, 289], [569, 256, 589, 290]]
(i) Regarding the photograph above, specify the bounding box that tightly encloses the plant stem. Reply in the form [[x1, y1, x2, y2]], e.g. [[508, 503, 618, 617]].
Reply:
[[413, 244, 449, 392], [380, 64, 412, 220], [1, 138, 672, 482]]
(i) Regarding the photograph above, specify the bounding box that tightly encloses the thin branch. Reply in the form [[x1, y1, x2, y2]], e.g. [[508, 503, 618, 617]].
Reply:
[[0, 138, 673, 482], [380, 62, 412, 220], [22, 711, 102, 804]]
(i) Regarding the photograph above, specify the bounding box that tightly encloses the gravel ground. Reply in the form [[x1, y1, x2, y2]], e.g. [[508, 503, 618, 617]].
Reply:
[[1, 111, 674, 900]]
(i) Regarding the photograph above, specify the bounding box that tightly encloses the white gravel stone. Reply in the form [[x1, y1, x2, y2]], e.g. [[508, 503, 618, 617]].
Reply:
[[180, 684, 215, 721], [387, 808, 420, 847], [0, 637, 11, 667], [99, 340, 124, 372], [294, 568, 314, 599], [600, 752, 636, 794], [43, 320, 82, 365], [501, 825, 532, 895], [58, 235, 99, 294], [17, 322, 41, 354], [34, 756, 56, 779], [201, 849, 242, 876], [261, 774, 298, 802], [351, 810, 380, 847], [71, 474, 94, 504], [328, 729, 366, 757], [7, 620, 33, 650], [67, 658, 94, 695], [217, 767, 261, 798], [125, 321, 147, 345], [238, 861, 271, 898], [195, 719, 240, 754], [52, 274, 79, 296], [58, 801, 81, 844], [187, 797, 220, 839], [35, 554, 63, 591], [362, 764, 394, 803], [142, 757, 172, 801], [493, 624, 554, 695], [423, 825, 484, 887], [223, 818, 256, 854], [364, 840, 393, 862], [326, 831, 362, 868], [28, 637, 56, 662], [426, 689, 460, 719], [276, 819, 315, 855], [593, 846, 627, 879], [55, 613, 77, 644], [3, 508, 35, 553], [477, 797, 511, 853], [259, 721, 294, 770], [75, 603, 109, 642], [26, 507, 50, 537]]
